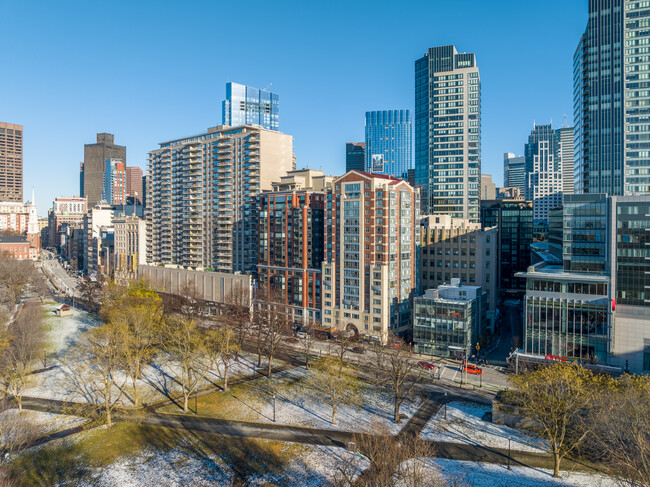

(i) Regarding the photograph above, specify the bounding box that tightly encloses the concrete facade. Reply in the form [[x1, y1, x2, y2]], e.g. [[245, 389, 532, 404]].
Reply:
[[114, 215, 146, 280], [0, 122, 23, 203], [80, 133, 126, 208]]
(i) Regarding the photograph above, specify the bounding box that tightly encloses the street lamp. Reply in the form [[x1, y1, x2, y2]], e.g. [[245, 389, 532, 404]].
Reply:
[[273, 394, 277, 422], [444, 392, 447, 420], [507, 436, 511, 470], [43, 348, 47, 368]]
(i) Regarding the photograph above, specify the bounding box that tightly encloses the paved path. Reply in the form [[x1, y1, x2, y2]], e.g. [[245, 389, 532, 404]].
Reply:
[[16, 395, 603, 474]]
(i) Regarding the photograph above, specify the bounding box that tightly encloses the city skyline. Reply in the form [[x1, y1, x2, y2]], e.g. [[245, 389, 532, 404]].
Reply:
[[1, 0, 585, 215]]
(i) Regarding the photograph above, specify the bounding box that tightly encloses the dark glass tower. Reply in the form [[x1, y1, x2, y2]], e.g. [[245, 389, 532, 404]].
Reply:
[[345, 142, 365, 172], [364, 110, 412, 180]]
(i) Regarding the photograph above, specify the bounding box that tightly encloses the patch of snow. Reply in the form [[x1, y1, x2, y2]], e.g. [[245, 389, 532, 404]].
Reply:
[[420, 401, 548, 453], [0, 409, 86, 446]]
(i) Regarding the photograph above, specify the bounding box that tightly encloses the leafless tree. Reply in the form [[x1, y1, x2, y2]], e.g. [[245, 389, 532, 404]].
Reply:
[[159, 315, 215, 413], [254, 286, 291, 378], [335, 419, 441, 487], [299, 320, 318, 370], [207, 327, 239, 392], [66, 321, 130, 427], [304, 356, 359, 425], [587, 375, 650, 487], [0, 254, 34, 306], [0, 302, 44, 412], [332, 331, 353, 371], [223, 283, 251, 357], [372, 335, 422, 424]]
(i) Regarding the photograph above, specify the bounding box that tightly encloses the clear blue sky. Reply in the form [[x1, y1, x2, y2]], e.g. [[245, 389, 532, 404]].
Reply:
[[1, 0, 586, 216]]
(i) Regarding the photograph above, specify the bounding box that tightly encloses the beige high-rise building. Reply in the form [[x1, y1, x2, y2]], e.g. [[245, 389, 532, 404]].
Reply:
[[125, 166, 143, 203], [0, 122, 23, 202], [148, 125, 294, 273], [481, 174, 496, 200], [321, 171, 419, 343], [114, 215, 146, 280]]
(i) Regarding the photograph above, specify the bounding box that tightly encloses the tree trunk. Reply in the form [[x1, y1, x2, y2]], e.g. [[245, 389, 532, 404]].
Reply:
[[183, 393, 189, 413], [132, 375, 139, 407], [394, 395, 401, 424], [553, 450, 560, 478], [106, 406, 112, 428], [223, 365, 229, 392], [332, 405, 337, 425], [267, 351, 273, 379], [17, 395, 22, 413]]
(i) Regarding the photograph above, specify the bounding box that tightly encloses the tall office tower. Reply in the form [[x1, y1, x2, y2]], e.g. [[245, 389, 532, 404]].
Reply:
[[525, 124, 564, 222], [504, 153, 526, 195], [364, 110, 412, 180], [102, 159, 126, 205], [0, 122, 23, 202], [345, 142, 365, 172], [222, 82, 279, 131], [573, 1, 650, 195], [555, 126, 574, 195], [148, 125, 293, 273], [80, 133, 126, 208], [415, 45, 481, 221], [321, 171, 419, 343], [258, 169, 333, 325], [481, 174, 496, 200], [480, 199, 533, 297], [125, 166, 144, 203]]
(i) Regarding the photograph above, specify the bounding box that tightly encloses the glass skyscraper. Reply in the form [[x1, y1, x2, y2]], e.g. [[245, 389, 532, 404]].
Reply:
[[504, 153, 526, 195], [573, 1, 650, 195], [415, 45, 481, 221], [346, 142, 365, 172], [364, 110, 412, 180], [222, 82, 279, 131]]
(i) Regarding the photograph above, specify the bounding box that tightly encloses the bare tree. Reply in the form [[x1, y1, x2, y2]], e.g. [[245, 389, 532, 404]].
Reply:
[[159, 315, 215, 413], [588, 374, 650, 487], [299, 321, 318, 370], [335, 419, 440, 487], [508, 363, 595, 477], [0, 254, 34, 306], [373, 335, 422, 424], [304, 356, 359, 425], [223, 283, 251, 356], [66, 321, 130, 427], [101, 280, 163, 407], [332, 331, 353, 370], [254, 286, 291, 378], [0, 302, 44, 412], [208, 327, 239, 392]]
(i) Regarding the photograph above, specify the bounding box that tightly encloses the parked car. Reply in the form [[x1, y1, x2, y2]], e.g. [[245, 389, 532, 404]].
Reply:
[[296, 332, 307, 339], [351, 346, 365, 354], [418, 361, 435, 371], [462, 364, 483, 375]]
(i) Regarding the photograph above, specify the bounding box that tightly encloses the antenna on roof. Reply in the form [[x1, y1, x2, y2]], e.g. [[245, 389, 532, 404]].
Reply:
[[263, 83, 272, 91]]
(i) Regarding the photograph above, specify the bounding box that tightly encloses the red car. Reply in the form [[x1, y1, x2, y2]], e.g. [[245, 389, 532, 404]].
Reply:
[[418, 361, 435, 371], [462, 364, 483, 375]]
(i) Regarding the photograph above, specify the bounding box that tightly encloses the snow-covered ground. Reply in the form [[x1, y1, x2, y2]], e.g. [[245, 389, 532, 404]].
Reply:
[[0, 409, 87, 446], [420, 401, 548, 453], [432, 458, 616, 487], [27, 303, 281, 407], [164, 367, 422, 434]]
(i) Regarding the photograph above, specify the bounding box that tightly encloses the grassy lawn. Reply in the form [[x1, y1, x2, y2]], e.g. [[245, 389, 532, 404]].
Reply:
[[9, 422, 304, 486]]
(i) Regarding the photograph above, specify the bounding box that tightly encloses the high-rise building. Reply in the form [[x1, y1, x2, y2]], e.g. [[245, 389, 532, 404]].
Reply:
[[481, 174, 496, 200], [113, 215, 147, 280], [504, 153, 526, 196], [415, 45, 481, 221], [519, 193, 650, 374], [345, 143, 365, 172], [222, 82, 279, 131], [80, 133, 126, 208], [321, 171, 419, 342], [258, 169, 333, 325], [148, 125, 294, 273], [82, 204, 114, 275], [0, 122, 23, 202], [556, 126, 574, 195], [573, 1, 650, 195], [47, 197, 87, 248], [364, 110, 412, 180], [102, 158, 126, 205], [525, 124, 564, 222], [419, 215, 497, 331], [125, 166, 144, 203], [480, 199, 533, 297]]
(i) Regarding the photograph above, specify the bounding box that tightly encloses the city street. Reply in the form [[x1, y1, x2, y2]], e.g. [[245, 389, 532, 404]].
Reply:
[[40, 249, 80, 297]]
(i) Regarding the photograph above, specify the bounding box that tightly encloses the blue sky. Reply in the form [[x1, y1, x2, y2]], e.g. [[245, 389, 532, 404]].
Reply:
[[1, 0, 586, 216]]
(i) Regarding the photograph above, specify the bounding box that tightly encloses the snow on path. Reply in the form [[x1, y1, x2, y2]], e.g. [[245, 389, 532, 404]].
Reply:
[[420, 401, 548, 453]]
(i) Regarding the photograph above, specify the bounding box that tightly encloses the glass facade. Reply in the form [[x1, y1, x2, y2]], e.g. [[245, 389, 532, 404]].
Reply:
[[480, 200, 533, 294], [616, 199, 650, 305], [345, 142, 365, 172], [222, 82, 279, 131], [573, 1, 650, 196], [413, 294, 479, 357], [503, 153, 526, 196], [563, 194, 609, 274], [364, 110, 412, 180], [525, 124, 563, 222], [415, 45, 481, 221]]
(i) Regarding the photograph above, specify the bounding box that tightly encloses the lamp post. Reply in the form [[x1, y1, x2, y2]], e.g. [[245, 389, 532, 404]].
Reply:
[[273, 394, 276, 422], [444, 392, 447, 420], [507, 436, 511, 470], [43, 348, 47, 368]]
